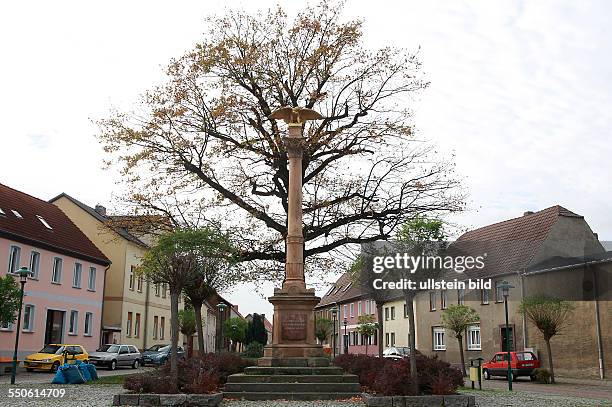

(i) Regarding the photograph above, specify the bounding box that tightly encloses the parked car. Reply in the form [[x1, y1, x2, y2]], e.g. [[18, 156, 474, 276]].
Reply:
[[482, 351, 540, 381], [24, 344, 88, 372], [88, 344, 142, 370], [383, 346, 411, 360], [142, 345, 185, 366]]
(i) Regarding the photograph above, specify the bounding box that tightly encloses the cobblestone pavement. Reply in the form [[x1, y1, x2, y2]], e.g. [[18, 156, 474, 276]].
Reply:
[[482, 376, 612, 401], [0, 384, 609, 406]]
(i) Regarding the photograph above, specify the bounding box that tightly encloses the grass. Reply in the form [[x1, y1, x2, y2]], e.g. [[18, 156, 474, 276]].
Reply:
[[86, 373, 140, 385]]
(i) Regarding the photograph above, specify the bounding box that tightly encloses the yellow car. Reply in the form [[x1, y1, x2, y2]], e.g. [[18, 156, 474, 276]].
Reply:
[[24, 344, 89, 372]]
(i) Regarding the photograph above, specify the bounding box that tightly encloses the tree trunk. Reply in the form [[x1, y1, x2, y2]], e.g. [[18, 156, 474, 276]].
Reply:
[[193, 301, 205, 356], [365, 336, 368, 356], [405, 292, 419, 395], [546, 338, 555, 384], [376, 301, 384, 358], [457, 334, 466, 376], [169, 289, 180, 387]]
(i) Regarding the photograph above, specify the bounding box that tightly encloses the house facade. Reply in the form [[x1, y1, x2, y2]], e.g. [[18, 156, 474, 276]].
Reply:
[[316, 273, 380, 355], [413, 206, 611, 379], [50, 193, 176, 350], [0, 184, 110, 358]]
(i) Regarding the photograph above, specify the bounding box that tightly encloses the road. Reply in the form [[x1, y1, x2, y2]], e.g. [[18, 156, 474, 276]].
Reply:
[[479, 375, 612, 401], [0, 366, 155, 385]]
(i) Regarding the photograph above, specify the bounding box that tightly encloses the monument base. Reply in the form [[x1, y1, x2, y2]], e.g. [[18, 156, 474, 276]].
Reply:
[[259, 285, 323, 365]]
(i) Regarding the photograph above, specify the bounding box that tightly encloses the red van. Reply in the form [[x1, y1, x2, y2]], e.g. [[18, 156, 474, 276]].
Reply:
[[482, 351, 540, 381]]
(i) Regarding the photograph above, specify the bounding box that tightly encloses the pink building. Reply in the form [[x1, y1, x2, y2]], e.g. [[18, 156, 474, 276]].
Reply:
[[0, 184, 110, 359], [316, 272, 380, 355]]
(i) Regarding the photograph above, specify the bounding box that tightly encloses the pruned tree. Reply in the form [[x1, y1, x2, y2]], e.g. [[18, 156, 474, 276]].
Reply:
[[97, 0, 464, 283], [441, 305, 480, 376], [520, 296, 574, 383], [315, 317, 333, 344], [224, 317, 248, 352], [182, 225, 238, 355], [246, 314, 268, 345], [356, 314, 378, 355], [0, 275, 21, 325]]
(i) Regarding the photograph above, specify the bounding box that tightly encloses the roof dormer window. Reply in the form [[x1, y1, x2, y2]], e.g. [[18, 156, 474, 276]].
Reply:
[[0, 208, 5, 216], [11, 210, 23, 219], [37, 215, 53, 229]]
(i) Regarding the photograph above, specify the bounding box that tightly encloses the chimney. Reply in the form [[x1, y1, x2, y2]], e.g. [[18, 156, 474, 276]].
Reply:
[[523, 211, 534, 216], [95, 205, 107, 216], [594, 232, 599, 240]]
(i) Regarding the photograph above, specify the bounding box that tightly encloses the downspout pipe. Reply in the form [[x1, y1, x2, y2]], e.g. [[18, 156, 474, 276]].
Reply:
[[591, 265, 605, 379]]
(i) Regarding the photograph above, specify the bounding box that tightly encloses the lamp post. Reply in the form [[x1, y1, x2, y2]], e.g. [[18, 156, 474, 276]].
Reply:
[[331, 307, 338, 358], [217, 302, 227, 354], [11, 267, 31, 385], [499, 281, 515, 391], [343, 318, 349, 355], [231, 324, 237, 352]]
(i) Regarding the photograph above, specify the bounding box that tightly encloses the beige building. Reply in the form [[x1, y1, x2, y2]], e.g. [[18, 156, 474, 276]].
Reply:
[[51, 193, 177, 350], [382, 298, 414, 349]]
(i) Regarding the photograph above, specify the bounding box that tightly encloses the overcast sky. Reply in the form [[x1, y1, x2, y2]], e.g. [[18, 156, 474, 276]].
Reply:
[[1, 0, 611, 316]]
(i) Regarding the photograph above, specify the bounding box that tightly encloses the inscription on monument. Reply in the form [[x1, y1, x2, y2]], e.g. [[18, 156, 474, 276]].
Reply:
[[281, 313, 307, 341]]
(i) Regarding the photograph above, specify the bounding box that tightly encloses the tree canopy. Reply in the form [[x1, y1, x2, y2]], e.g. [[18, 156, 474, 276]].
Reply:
[[98, 0, 463, 281], [0, 275, 21, 325]]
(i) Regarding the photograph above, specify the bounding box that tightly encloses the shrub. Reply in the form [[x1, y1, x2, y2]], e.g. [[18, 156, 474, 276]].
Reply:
[[532, 368, 551, 384], [125, 353, 251, 394], [242, 341, 264, 358], [333, 353, 463, 396]]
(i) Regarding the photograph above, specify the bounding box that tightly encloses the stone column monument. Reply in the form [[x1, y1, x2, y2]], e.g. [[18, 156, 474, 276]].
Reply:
[[258, 107, 327, 366]]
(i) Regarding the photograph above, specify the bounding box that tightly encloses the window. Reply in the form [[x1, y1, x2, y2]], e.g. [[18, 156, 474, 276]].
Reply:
[[29, 251, 40, 279], [129, 266, 135, 290], [441, 290, 448, 309], [350, 303, 354, 317], [155, 283, 160, 297], [162, 283, 167, 298], [160, 317, 165, 339], [457, 288, 465, 305], [88, 267, 96, 291], [385, 332, 390, 347], [69, 310, 78, 335], [134, 313, 141, 338], [481, 288, 489, 304], [84, 312, 93, 336], [137, 275, 143, 292], [153, 316, 159, 339], [391, 332, 396, 346], [390, 306, 395, 320], [433, 327, 446, 351], [52, 257, 62, 283], [36, 215, 53, 229], [384, 307, 389, 321], [11, 210, 23, 219], [343, 282, 352, 291], [429, 291, 437, 311], [73, 263, 82, 288], [8, 245, 21, 274], [467, 325, 481, 350], [0, 321, 13, 330], [343, 304, 347, 319], [0, 207, 5, 216], [404, 303, 409, 318], [23, 304, 34, 332], [357, 301, 362, 316], [495, 281, 504, 302], [126, 312, 133, 337]]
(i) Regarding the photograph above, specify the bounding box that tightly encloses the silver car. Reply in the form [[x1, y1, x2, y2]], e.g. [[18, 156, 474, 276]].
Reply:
[[88, 344, 142, 370]]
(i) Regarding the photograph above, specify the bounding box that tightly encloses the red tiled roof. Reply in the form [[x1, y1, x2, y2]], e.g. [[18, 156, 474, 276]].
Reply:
[[0, 183, 110, 265], [316, 271, 371, 308], [263, 317, 273, 331]]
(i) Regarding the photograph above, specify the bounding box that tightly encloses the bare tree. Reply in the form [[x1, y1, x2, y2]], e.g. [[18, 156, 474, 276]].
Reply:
[[97, 1, 463, 281]]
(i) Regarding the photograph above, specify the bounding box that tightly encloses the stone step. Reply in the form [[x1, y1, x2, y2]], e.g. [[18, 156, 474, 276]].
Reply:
[[223, 392, 361, 401], [225, 382, 361, 393], [244, 366, 344, 376], [227, 373, 359, 383]]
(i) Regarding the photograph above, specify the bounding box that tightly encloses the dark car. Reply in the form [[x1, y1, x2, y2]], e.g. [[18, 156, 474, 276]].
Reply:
[[482, 351, 540, 381], [88, 344, 142, 370], [141, 345, 185, 366]]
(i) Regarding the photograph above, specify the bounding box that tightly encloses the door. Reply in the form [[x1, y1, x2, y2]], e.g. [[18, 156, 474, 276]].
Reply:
[[492, 353, 505, 375], [501, 326, 514, 352], [118, 346, 130, 365], [44, 310, 65, 344]]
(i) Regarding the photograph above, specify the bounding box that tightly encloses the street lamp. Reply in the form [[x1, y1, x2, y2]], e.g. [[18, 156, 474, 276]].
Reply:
[[330, 307, 338, 358], [11, 267, 32, 385], [217, 302, 227, 354], [231, 324, 237, 352], [498, 280, 515, 391], [343, 318, 349, 355]]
